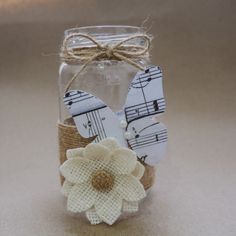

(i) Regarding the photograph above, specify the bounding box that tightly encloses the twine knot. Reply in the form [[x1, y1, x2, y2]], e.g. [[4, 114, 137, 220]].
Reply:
[[61, 32, 152, 92], [102, 44, 114, 59]]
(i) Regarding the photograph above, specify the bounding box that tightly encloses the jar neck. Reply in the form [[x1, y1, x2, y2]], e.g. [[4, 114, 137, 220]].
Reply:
[[64, 25, 147, 47]]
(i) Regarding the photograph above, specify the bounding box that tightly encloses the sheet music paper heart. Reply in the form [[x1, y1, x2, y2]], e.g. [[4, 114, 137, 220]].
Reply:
[[63, 65, 168, 165]]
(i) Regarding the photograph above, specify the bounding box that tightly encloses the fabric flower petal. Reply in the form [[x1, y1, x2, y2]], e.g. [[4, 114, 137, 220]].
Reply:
[[95, 191, 122, 225], [67, 182, 97, 213], [100, 138, 120, 150], [60, 158, 91, 184], [84, 143, 110, 162], [131, 161, 145, 180], [85, 208, 103, 225], [66, 147, 85, 159], [61, 180, 74, 197], [116, 175, 146, 202], [122, 200, 139, 213], [111, 148, 137, 174]]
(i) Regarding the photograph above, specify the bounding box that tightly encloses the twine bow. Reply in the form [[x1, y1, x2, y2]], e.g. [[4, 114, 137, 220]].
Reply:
[[61, 33, 152, 93]]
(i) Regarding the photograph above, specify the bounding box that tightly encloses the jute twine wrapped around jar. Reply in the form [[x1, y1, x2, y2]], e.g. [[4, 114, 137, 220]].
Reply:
[[58, 118, 155, 190]]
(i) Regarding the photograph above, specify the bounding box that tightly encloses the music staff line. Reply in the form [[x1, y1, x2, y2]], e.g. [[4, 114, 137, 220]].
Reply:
[[84, 109, 107, 142], [131, 75, 162, 88], [128, 130, 167, 142], [128, 132, 168, 150], [126, 107, 165, 121], [125, 98, 165, 111], [140, 66, 161, 75], [125, 99, 165, 114], [128, 130, 167, 144], [131, 139, 167, 150], [72, 105, 107, 117], [125, 99, 166, 122], [64, 95, 96, 107], [131, 73, 162, 85], [129, 138, 168, 150], [142, 66, 161, 75], [130, 136, 168, 148], [85, 113, 95, 137], [92, 109, 107, 141], [133, 71, 162, 83], [64, 91, 92, 102], [129, 134, 167, 146]]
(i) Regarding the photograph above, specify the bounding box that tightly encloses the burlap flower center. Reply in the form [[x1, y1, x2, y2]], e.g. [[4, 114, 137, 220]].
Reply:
[[91, 169, 114, 192]]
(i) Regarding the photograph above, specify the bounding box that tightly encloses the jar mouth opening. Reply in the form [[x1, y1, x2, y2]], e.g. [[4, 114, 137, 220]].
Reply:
[[63, 25, 149, 48], [64, 25, 143, 37]]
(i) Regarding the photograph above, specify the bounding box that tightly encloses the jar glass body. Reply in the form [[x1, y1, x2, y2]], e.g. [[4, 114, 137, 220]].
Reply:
[[58, 26, 155, 191], [58, 25, 150, 123]]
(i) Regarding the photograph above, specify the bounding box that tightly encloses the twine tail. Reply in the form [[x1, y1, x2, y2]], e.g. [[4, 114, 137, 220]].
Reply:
[[64, 52, 103, 93]]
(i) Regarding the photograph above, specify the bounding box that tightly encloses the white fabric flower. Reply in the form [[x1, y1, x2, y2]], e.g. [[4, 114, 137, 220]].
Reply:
[[60, 138, 146, 225]]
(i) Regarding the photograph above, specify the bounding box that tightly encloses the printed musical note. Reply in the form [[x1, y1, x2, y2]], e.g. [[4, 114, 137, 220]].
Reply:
[[128, 128, 167, 150], [131, 66, 163, 89], [79, 110, 107, 142], [64, 90, 95, 107], [124, 65, 165, 123], [63, 90, 106, 117], [126, 117, 167, 165], [125, 98, 165, 123]]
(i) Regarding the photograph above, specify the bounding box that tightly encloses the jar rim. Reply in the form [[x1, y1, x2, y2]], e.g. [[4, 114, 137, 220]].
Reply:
[[64, 25, 143, 36]]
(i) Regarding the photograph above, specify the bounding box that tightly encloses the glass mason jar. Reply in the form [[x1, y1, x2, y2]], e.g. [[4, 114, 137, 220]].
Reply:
[[58, 25, 155, 190]]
